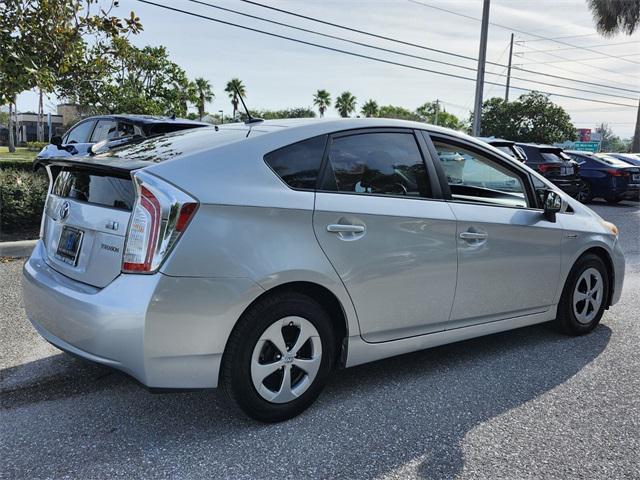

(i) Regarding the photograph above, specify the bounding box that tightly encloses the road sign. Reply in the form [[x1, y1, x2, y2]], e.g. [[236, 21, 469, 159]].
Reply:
[[572, 141, 600, 152]]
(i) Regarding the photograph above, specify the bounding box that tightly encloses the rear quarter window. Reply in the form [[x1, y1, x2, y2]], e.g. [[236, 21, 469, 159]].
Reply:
[[264, 135, 327, 190]]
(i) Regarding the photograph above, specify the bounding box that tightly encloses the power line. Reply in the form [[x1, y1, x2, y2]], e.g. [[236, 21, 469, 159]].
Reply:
[[136, 0, 637, 109], [237, 0, 640, 94], [528, 40, 640, 53], [184, 0, 638, 101], [516, 52, 640, 66], [408, 0, 640, 66]]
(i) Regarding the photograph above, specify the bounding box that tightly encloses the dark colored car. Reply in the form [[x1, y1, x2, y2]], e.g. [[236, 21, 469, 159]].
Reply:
[[477, 137, 527, 162], [598, 152, 640, 167], [566, 151, 640, 203], [516, 144, 581, 197], [38, 114, 209, 159]]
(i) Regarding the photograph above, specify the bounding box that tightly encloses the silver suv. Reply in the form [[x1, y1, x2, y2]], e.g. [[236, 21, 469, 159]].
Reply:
[[23, 119, 624, 422]]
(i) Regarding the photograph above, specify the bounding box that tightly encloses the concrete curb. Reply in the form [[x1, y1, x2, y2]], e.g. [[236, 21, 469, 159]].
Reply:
[[0, 239, 37, 258]]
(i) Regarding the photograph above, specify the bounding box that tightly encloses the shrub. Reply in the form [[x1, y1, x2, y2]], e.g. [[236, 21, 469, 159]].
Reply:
[[26, 141, 48, 152], [0, 160, 35, 172], [0, 168, 48, 233]]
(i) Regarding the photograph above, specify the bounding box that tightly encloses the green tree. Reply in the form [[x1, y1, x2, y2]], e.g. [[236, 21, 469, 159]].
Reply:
[[59, 42, 196, 117], [477, 92, 577, 144], [377, 105, 421, 121], [225, 78, 246, 118], [194, 78, 214, 121], [595, 123, 632, 152], [238, 107, 316, 121], [0, 1, 142, 150], [587, 0, 640, 151], [313, 89, 331, 117], [335, 91, 357, 117], [360, 99, 379, 117], [416, 101, 463, 130]]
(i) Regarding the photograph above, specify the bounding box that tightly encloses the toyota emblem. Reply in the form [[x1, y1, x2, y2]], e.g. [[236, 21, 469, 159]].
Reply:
[[59, 201, 70, 221]]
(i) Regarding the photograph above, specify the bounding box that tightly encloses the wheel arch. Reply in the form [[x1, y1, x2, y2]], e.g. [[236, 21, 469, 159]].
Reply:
[[228, 280, 353, 367]]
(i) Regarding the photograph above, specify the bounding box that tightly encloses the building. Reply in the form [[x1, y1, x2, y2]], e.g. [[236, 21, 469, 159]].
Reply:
[[14, 112, 65, 144]]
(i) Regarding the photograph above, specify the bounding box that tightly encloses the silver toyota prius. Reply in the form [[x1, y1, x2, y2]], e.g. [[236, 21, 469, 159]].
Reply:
[[22, 118, 624, 422]]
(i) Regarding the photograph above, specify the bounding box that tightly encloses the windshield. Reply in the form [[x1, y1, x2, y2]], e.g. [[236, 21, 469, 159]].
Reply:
[[597, 155, 631, 167]]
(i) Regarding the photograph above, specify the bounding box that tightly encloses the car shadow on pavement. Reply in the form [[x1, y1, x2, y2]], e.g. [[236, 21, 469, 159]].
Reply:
[[1, 322, 611, 479]]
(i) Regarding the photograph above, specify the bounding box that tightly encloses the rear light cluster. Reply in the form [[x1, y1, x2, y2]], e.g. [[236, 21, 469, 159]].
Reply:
[[122, 171, 198, 274], [607, 169, 629, 177]]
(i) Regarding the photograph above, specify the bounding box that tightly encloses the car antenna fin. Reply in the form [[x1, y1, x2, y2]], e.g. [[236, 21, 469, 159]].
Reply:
[[234, 85, 263, 125]]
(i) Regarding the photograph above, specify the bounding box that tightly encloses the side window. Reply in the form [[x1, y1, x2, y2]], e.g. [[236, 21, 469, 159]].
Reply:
[[325, 132, 430, 197], [64, 121, 95, 144], [433, 141, 529, 208], [264, 135, 327, 189], [90, 119, 118, 142], [117, 122, 143, 138]]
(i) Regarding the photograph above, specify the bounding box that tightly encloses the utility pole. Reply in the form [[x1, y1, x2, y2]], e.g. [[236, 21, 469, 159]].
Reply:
[[472, 0, 491, 137], [434, 99, 440, 126], [505, 33, 514, 102]]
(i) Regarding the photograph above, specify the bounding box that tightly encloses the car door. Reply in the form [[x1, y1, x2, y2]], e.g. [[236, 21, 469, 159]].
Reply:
[[313, 129, 458, 343], [426, 133, 563, 328]]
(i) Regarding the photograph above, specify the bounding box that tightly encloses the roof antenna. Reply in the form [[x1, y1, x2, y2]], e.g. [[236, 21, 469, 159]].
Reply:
[[234, 85, 263, 124]]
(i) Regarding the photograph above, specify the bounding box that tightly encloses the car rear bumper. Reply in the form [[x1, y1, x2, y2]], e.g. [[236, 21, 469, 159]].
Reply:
[[549, 178, 581, 195], [22, 240, 263, 389]]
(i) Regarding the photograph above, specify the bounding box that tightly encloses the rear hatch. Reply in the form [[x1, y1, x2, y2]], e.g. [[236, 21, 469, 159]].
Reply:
[[537, 149, 579, 179], [37, 157, 141, 288]]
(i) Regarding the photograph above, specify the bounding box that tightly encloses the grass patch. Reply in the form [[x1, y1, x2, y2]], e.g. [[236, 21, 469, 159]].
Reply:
[[0, 147, 36, 164]]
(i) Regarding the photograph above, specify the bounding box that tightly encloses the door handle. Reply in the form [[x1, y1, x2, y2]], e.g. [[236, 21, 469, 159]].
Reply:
[[327, 224, 366, 234], [459, 231, 488, 240]]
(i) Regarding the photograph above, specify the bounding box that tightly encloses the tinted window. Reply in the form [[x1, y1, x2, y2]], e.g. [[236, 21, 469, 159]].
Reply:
[[326, 132, 430, 197], [264, 135, 327, 189], [64, 121, 95, 144], [434, 142, 528, 208], [90, 119, 118, 142], [52, 169, 135, 210], [597, 155, 630, 167], [540, 152, 564, 163]]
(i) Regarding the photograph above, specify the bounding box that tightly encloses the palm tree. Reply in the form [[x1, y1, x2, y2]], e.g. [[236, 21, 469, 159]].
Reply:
[[313, 89, 331, 117], [360, 99, 379, 118], [587, 0, 640, 151], [225, 78, 246, 119], [194, 78, 214, 121], [335, 91, 357, 118]]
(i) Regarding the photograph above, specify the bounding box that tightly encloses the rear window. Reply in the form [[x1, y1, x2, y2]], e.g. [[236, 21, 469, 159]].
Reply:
[[52, 169, 135, 210], [597, 156, 630, 167], [540, 151, 565, 163], [264, 135, 327, 189]]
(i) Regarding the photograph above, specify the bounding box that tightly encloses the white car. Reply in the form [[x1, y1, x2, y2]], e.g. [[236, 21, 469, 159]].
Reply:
[[23, 118, 624, 422]]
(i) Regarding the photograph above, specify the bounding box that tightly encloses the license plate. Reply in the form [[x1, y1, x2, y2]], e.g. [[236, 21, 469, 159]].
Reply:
[[633, 174, 640, 182], [56, 226, 84, 266]]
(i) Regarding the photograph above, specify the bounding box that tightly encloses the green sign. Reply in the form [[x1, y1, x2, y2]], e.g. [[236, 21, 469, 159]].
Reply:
[[573, 141, 600, 152]]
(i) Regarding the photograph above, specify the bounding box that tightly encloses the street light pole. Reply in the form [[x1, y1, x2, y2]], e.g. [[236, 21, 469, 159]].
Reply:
[[472, 0, 491, 137], [505, 33, 514, 102]]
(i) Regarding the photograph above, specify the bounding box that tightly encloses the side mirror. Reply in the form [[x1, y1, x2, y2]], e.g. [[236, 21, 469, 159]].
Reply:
[[543, 189, 562, 222], [51, 136, 63, 148]]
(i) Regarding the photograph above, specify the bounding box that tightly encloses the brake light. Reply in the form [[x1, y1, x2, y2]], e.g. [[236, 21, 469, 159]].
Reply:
[[607, 169, 628, 177], [122, 172, 198, 274], [537, 164, 552, 173]]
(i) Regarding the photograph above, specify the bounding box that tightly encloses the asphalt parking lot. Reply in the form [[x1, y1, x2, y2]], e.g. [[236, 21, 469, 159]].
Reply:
[[1, 200, 639, 480]]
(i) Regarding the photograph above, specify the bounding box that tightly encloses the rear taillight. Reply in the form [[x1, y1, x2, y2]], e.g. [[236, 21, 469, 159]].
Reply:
[[607, 169, 629, 177], [537, 164, 552, 173], [122, 171, 198, 274]]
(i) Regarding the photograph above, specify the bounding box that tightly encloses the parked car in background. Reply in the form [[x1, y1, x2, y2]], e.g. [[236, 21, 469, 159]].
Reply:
[[565, 150, 640, 203], [23, 118, 624, 422], [597, 152, 640, 167], [516, 143, 582, 197], [37, 115, 209, 159], [477, 137, 527, 162]]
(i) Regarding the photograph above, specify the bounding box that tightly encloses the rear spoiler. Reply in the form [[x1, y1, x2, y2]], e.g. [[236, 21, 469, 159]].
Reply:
[[33, 156, 149, 177]]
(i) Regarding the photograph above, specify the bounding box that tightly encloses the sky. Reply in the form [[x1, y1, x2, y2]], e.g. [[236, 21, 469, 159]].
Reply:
[[16, 0, 640, 138]]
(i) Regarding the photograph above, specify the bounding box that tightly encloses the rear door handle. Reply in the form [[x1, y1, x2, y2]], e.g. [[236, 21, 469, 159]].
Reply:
[[327, 224, 366, 233], [459, 231, 488, 240]]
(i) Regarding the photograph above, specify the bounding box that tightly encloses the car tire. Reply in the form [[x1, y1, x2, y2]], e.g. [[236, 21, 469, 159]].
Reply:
[[221, 291, 335, 422], [576, 181, 592, 203], [556, 253, 609, 336]]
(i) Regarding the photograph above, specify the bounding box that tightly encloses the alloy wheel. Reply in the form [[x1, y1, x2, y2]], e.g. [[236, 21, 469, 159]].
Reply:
[[572, 267, 604, 324], [250, 316, 322, 403]]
